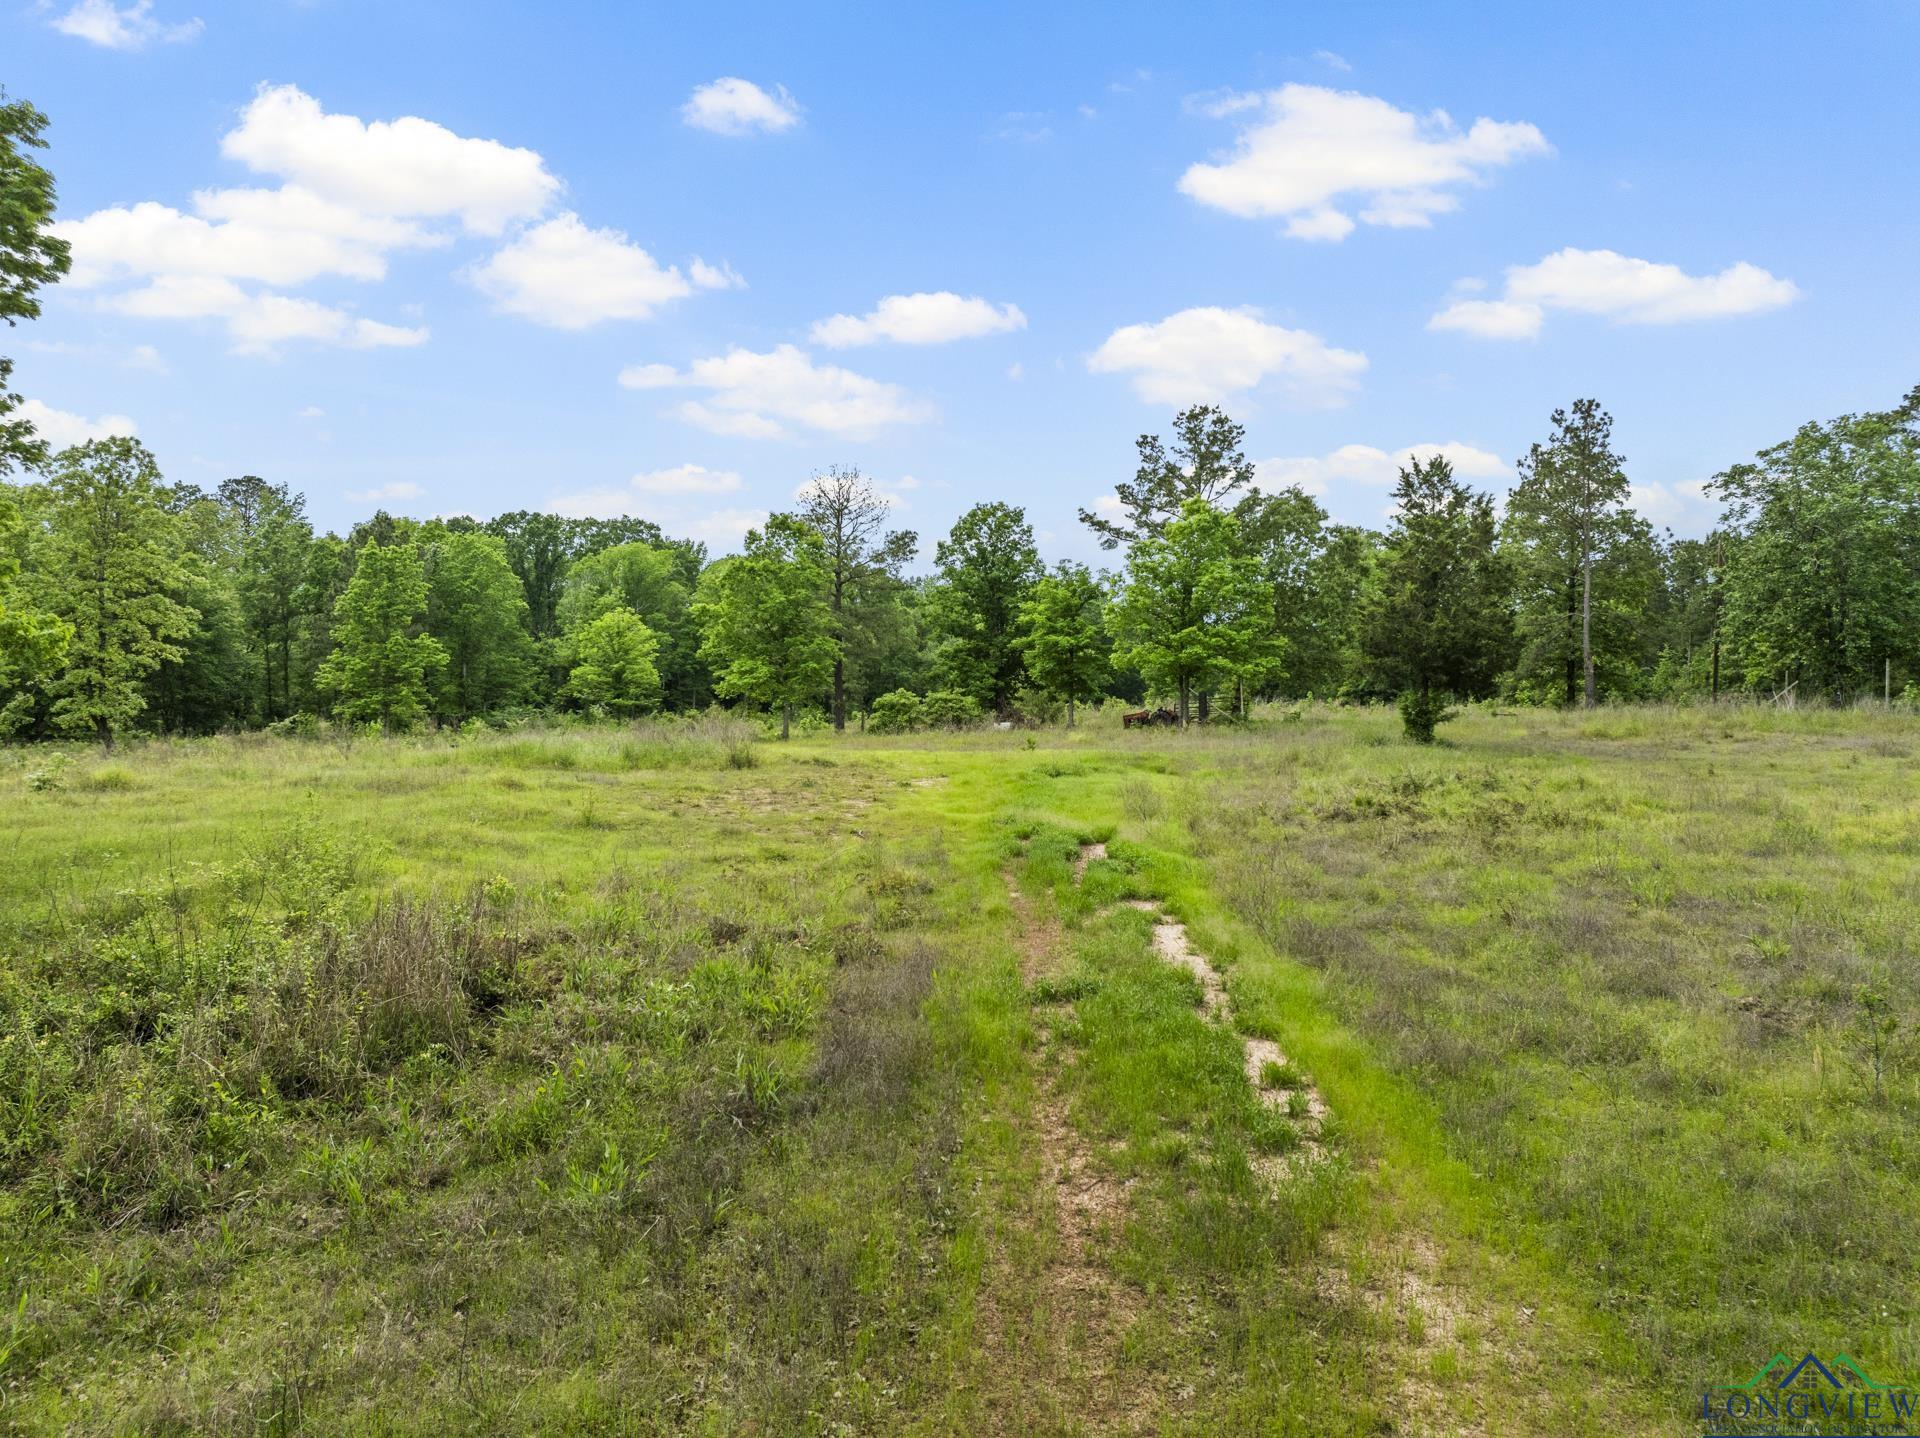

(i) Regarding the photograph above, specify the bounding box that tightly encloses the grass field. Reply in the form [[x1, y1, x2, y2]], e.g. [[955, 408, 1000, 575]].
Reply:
[[3, 705, 1916, 1435]]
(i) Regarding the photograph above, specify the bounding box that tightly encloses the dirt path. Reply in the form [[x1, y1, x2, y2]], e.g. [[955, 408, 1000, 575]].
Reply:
[[977, 869, 1153, 1434], [1082, 845, 1330, 1175]]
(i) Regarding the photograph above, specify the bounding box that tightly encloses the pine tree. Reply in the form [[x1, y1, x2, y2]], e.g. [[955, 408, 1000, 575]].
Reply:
[[1504, 400, 1631, 707], [1079, 405, 1257, 550], [1363, 456, 1512, 741], [317, 541, 446, 731]]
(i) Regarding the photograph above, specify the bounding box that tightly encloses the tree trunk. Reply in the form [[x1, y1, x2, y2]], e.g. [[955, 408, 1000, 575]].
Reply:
[[832, 656, 846, 733], [1197, 690, 1210, 724], [781, 702, 792, 741], [1178, 677, 1189, 728], [96, 714, 113, 751], [1067, 695, 1075, 728], [1581, 562, 1596, 708]]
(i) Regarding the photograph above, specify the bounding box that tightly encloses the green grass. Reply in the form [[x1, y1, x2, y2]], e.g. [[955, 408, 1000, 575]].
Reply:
[[3, 703, 1916, 1434]]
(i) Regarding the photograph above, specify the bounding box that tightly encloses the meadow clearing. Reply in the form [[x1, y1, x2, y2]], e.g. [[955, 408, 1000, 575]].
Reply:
[[2, 704, 1916, 1435]]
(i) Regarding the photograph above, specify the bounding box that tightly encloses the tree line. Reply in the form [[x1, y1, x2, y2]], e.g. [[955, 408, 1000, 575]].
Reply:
[[5, 92, 1919, 745]]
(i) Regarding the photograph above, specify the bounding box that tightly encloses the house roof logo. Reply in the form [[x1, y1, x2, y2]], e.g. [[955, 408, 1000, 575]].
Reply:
[[1716, 1352, 1900, 1393], [1702, 1351, 1916, 1436]]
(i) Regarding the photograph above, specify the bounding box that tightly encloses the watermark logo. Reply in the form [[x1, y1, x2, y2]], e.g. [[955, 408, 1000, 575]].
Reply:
[[1702, 1351, 1916, 1436]]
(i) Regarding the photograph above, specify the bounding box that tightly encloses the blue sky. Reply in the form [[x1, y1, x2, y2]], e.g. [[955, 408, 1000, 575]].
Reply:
[[9, 0, 1919, 560]]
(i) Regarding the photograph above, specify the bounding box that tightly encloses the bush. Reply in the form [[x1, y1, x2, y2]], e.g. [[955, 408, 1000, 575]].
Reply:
[[867, 690, 923, 734], [921, 690, 983, 729], [1397, 688, 1456, 744]]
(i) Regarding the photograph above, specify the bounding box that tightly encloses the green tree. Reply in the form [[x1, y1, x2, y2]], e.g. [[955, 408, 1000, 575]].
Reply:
[[291, 533, 350, 712], [219, 476, 313, 721], [0, 484, 67, 731], [1363, 456, 1513, 741], [695, 515, 837, 739], [1109, 499, 1275, 726], [1016, 561, 1111, 725], [486, 510, 576, 638], [796, 465, 918, 731], [1710, 390, 1920, 697], [928, 502, 1041, 714], [37, 438, 197, 745], [564, 607, 662, 716], [1080, 404, 1257, 550], [1, 92, 74, 474], [317, 541, 446, 731], [426, 530, 534, 719], [1503, 400, 1633, 707], [145, 489, 252, 732], [556, 540, 705, 707]]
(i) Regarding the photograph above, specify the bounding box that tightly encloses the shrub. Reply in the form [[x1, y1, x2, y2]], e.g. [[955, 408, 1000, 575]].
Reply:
[[1398, 688, 1456, 744], [868, 690, 924, 734], [921, 690, 983, 729]]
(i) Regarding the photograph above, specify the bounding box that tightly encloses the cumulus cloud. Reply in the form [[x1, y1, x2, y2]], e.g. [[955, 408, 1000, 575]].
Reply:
[[1430, 247, 1800, 338], [547, 466, 742, 519], [468, 213, 703, 327], [1178, 84, 1549, 241], [105, 276, 427, 355], [15, 398, 139, 449], [1257, 441, 1508, 496], [59, 190, 440, 290], [620, 345, 932, 440], [689, 257, 746, 291], [345, 481, 424, 505], [221, 84, 559, 234], [52, 84, 570, 351], [49, 0, 201, 49], [1087, 305, 1366, 407], [810, 292, 1027, 347], [55, 85, 724, 350], [681, 78, 802, 136]]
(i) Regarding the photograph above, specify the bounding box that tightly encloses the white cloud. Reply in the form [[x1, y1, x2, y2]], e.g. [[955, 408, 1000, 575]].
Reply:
[[15, 398, 139, 449], [53, 85, 579, 353], [1427, 298, 1545, 340], [1006, 362, 1024, 381], [1313, 50, 1352, 72], [621, 344, 931, 440], [105, 275, 427, 354], [298, 405, 326, 419], [1430, 247, 1799, 339], [1178, 84, 1549, 241], [346, 481, 424, 505], [681, 78, 802, 136], [689, 257, 746, 291], [58, 190, 440, 290], [810, 291, 1027, 347], [683, 508, 771, 547], [221, 84, 559, 234], [1087, 305, 1366, 407], [1258, 441, 1508, 495], [631, 463, 743, 495], [49, 0, 201, 49], [123, 344, 167, 373], [468, 213, 695, 328], [1630, 479, 1713, 528], [547, 466, 743, 520]]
